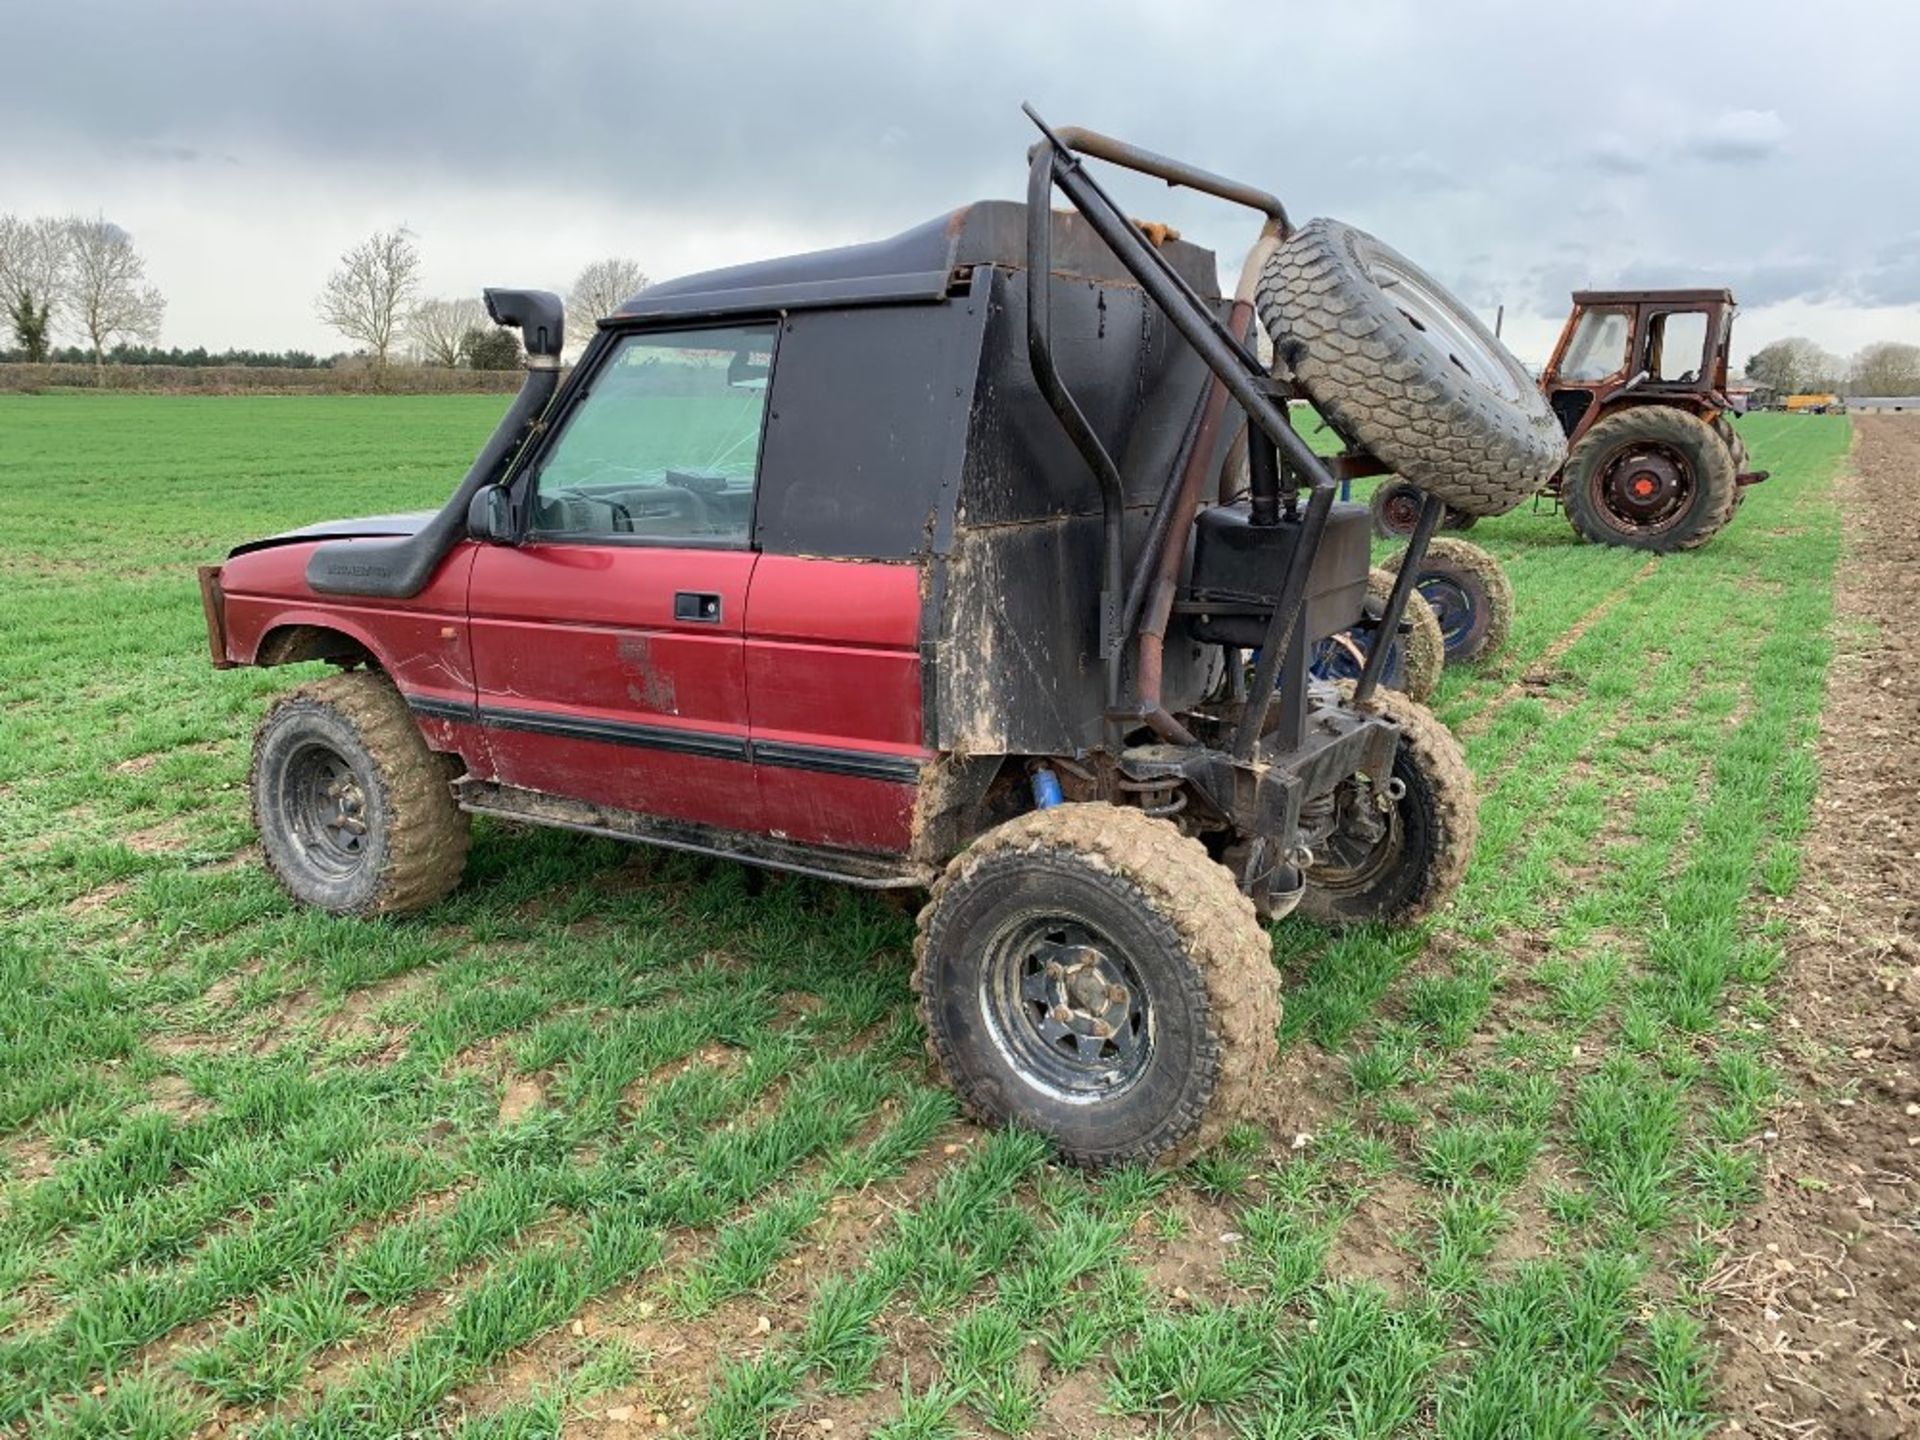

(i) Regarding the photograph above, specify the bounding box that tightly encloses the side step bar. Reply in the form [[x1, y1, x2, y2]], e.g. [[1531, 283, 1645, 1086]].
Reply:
[[452, 778, 933, 891]]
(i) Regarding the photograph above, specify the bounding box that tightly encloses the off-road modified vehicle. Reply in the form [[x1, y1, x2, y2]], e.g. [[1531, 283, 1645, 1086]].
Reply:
[[1536, 287, 1768, 550], [199, 109, 1558, 1166]]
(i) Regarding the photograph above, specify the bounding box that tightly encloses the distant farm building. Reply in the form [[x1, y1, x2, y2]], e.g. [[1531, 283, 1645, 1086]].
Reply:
[[1847, 395, 1920, 412]]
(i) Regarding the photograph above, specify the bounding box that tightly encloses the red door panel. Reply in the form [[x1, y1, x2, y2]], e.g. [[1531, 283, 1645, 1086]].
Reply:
[[466, 543, 759, 831], [744, 556, 926, 853]]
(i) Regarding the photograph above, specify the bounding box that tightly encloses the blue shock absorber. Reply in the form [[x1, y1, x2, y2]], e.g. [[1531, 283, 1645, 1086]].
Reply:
[[1030, 766, 1064, 810]]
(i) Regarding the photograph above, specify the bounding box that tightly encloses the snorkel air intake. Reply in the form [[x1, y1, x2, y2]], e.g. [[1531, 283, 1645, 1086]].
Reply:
[[305, 288, 564, 599]]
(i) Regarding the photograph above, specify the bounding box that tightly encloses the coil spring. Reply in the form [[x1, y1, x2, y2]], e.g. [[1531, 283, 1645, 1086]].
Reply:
[[1117, 774, 1187, 819]]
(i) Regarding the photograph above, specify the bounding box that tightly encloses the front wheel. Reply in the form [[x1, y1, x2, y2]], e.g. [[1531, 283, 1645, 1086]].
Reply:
[[914, 804, 1278, 1168], [1297, 686, 1477, 927], [250, 672, 469, 916], [1370, 479, 1478, 540]]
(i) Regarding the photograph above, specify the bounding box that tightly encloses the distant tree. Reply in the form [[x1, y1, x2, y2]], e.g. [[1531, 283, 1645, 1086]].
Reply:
[[566, 257, 650, 346], [6, 288, 51, 361], [0, 215, 72, 358], [64, 217, 166, 376], [317, 228, 421, 371], [1744, 337, 1842, 397], [460, 324, 521, 371], [407, 296, 486, 367], [1850, 341, 1920, 397]]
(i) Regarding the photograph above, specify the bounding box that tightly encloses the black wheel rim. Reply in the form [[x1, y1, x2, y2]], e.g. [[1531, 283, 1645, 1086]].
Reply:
[[1308, 775, 1404, 895], [279, 741, 371, 879], [980, 916, 1153, 1099], [1593, 441, 1694, 535], [1416, 575, 1477, 657]]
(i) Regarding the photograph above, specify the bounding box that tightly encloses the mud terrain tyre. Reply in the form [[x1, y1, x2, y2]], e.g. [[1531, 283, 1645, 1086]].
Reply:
[[1298, 685, 1476, 927], [1563, 405, 1736, 552], [1257, 219, 1564, 515], [914, 804, 1278, 1168], [251, 672, 469, 917], [1370, 479, 1477, 540], [1307, 569, 1444, 702], [1383, 537, 1514, 665]]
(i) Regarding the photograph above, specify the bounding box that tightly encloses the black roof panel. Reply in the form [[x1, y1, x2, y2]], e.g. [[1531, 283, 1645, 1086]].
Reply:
[[610, 201, 1219, 324]]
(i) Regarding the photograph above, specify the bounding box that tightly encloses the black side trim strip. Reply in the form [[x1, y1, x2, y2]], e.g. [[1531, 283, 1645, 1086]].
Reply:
[[752, 740, 924, 784], [480, 704, 747, 761], [409, 695, 480, 724], [406, 696, 924, 783]]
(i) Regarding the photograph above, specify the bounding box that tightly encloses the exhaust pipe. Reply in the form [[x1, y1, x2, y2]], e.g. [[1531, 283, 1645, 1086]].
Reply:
[[306, 288, 565, 599]]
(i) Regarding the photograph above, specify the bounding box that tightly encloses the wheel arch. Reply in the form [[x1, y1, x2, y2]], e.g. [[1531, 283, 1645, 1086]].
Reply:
[[253, 621, 381, 670]]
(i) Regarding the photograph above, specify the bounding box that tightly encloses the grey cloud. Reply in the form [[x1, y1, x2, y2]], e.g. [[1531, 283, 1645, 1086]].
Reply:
[[1679, 108, 1788, 164], [0, 1, 1912, 355]]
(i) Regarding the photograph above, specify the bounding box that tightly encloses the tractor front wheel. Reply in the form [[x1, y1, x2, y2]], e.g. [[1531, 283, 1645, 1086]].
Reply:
[[1562, 406, 1736, 552], [914, 804, 1278, 1168], [1370, 480, 1478, 540], [1298, 686, 1476, 927]]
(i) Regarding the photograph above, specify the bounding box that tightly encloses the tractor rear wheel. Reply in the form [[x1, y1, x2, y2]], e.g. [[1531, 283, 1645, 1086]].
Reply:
[[250, 672, 469, 917], [1257, 219, 1565, 516], [1297, 686, 1476, 927], [1562, 406, 1736, 552], [1382, 537, 1514, 665], [914, 803, 1278, 1168]]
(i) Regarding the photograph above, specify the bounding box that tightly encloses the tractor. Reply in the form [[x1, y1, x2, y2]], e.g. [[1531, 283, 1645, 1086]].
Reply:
[[196, 109, 1562, 1166], [1534, 287, 1768, 550]]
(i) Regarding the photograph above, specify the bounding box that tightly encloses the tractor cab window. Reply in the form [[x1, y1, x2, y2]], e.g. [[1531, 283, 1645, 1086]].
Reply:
[[1559, 307, 1631, 383], [1648, 310, 1709, 384], [530, 323, 775, 545]]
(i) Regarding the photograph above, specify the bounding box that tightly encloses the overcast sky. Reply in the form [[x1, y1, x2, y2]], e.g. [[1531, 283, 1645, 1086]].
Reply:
[[4, 0, 1916, 367]]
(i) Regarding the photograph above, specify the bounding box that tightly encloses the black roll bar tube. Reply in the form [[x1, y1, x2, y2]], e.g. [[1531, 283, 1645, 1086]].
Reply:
[[1352, 492, 1446, 706], [1024, 146, 1127, 725]]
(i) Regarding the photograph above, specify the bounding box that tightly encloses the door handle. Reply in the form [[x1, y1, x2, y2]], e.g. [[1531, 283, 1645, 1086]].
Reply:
[[674, 591, 723, 623]]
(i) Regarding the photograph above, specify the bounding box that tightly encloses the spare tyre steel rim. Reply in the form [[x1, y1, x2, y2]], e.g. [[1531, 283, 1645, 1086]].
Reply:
[[1363, 246, 1525, 403], [980, 915, 1153, 1101], [1595, 442, 1693, 533]]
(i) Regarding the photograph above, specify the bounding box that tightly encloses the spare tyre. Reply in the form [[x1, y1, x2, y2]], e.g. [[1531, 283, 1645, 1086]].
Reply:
[[1256, 220, 1565, 516]]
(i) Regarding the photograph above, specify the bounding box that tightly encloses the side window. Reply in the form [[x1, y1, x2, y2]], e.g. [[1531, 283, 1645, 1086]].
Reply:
[[1650, 311, 1709, 383], [531, 323, 774, 544], [1559, 308, 1631, 383]]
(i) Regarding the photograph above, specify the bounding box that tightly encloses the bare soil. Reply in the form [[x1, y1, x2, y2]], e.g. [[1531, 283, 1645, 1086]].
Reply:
[[1715, 416, 1920, 1438]]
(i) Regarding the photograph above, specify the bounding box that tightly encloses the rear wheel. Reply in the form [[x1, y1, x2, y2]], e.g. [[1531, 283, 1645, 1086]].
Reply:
[[914, 804, 1278, 1168], [1382, 537, 1514, 665], [1562, 406, 1736, 552], [1297, 686, 1476, 927], [250, 672, 469, 916]]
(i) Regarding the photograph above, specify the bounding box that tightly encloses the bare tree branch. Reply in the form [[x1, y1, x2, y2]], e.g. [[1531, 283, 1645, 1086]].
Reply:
[[1, 215, 75, 354], [566, 257, 650, 346], [1850, 341, 1920, 397], [317, 228, 421, 370], [406, 296, 486, 367], [63, 216, 166, 373]]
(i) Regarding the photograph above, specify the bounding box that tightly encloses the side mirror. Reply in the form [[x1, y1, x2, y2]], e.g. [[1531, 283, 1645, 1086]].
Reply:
[[467, 486, 516, 544]]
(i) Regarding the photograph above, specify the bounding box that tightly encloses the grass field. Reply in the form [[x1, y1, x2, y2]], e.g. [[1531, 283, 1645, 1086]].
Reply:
[[0, 394, 1853, 1438]]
